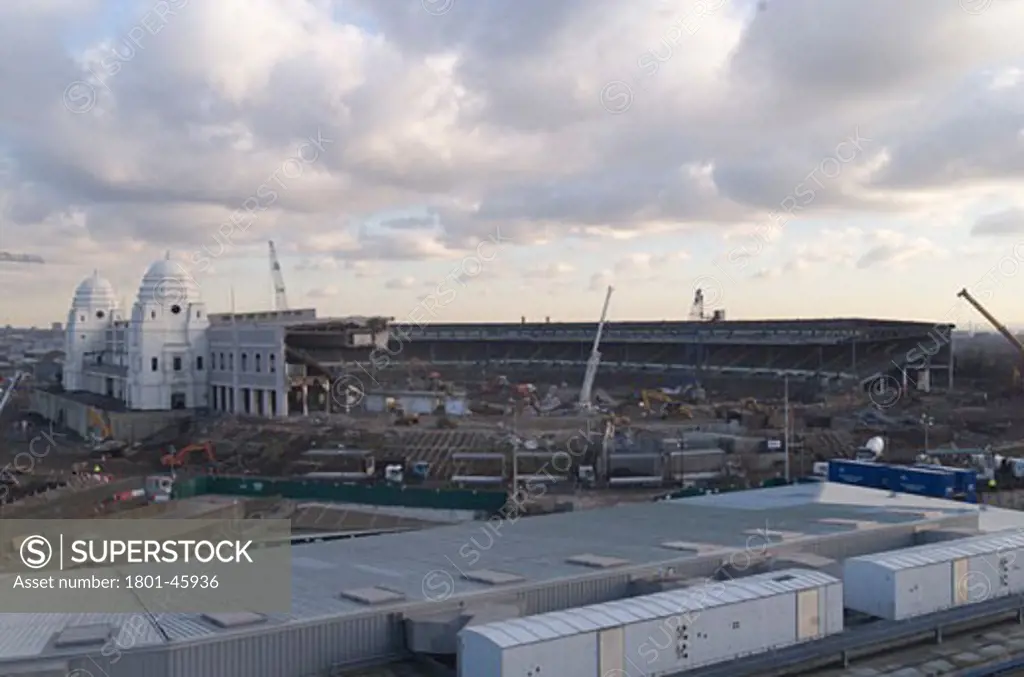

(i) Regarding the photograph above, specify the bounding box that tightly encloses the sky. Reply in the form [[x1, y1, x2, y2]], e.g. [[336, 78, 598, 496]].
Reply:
[[0, 0, 1023, 329]]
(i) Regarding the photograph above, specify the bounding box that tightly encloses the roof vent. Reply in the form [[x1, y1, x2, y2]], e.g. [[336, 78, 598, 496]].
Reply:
[[54, 624, 114, 648], [460, 569, 525, 586], [818, 518, 878, 529], [339, 586, 407, 605], [201, 612, 268, 629], [743, 528, 803, 541], [566, 553, 630, 569], [659, 541, 708, 555]]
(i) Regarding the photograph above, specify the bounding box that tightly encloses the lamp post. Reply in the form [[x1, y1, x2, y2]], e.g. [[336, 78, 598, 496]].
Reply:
[[920, 413, 935, 452]]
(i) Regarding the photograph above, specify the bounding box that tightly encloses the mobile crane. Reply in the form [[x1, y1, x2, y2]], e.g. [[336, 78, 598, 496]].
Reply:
[[578, 285, 614, 410], [958, 287, 1024, 390]]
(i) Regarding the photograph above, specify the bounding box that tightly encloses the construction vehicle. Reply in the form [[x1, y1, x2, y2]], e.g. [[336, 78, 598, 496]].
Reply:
[[958, 287, 1024, 392], [161, 442, 217, 468], [639, 389, 693, 419], [386, 399, 419, 425]]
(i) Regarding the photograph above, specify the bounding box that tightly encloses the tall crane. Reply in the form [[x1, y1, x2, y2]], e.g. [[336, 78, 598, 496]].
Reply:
[[268, 240, 288, 311], [957, 288, 1024, 355], [578, 285, 614, 410], [689, 288, 705, 320], [957, 287, 1024, 388]]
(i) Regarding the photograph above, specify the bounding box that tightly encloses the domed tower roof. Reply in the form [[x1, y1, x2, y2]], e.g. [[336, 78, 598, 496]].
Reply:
[[72, 271, 119, 309], [136, 251, 201, 307]]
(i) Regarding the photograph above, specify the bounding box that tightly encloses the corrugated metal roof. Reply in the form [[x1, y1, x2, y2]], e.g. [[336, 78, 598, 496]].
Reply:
[[462, 568, 839, 649], [849, 529, 1024, 571], [0, 483, 992, 662]]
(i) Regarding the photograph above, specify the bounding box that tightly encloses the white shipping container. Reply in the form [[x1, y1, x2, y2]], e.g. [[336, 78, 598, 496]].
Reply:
[[458, 569, 842, 677], [843, 529, 1024, 621]]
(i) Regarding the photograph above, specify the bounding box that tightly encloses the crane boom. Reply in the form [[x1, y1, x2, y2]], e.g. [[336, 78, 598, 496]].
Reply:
[[957, 288, 1024, 356], [268, 240, 288, 311], [0, 371, 26, 417], [578, 285, 614, 409]]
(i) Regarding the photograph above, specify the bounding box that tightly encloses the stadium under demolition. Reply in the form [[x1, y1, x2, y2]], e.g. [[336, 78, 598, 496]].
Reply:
[[325, 317, 955, 399]]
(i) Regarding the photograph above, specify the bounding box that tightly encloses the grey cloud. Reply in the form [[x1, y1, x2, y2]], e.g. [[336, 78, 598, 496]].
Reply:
[[972, 208, 1024, 236], [0, 0, 1021, 278]]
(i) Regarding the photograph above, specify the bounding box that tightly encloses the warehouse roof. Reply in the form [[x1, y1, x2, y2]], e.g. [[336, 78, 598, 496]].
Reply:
[[678, 481, 1024, 533], [0, 483, 985, 662], [462, 568, 839, 649], [845, 528, 1024, 571]]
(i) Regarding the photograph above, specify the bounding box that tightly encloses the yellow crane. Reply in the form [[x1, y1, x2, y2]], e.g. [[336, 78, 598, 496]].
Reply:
[[958, 287, 1024, 389]]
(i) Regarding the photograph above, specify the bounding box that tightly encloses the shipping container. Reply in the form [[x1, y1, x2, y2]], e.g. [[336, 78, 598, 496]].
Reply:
[[457, 569, 843, 677], [915, 464, 977, 502], [827, 460, 890, 489], [890, 466, 956, 499], [843, 529, 1024, 620]]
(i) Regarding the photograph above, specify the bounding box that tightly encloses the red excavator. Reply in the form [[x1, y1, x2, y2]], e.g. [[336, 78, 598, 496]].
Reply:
[[161, 441, 217, 468]]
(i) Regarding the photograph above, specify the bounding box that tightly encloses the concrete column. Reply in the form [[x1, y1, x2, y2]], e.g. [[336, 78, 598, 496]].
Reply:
[[301, 384, 309, 416]]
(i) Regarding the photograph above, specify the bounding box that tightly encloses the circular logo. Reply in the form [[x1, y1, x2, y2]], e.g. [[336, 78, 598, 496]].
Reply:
[[331, 373, 365, 409], [152, 276, 187, 308], [421, 0, 454, 15], [957, 570, 992, 603], [691, 275, 723, 308], [959, 0, 993, 15], [867, 375, 901, 408], [63, 81, 97, 114], [19, 535, 53, 569], [600, 80, 634, 115], [421, 569, 456, 601]]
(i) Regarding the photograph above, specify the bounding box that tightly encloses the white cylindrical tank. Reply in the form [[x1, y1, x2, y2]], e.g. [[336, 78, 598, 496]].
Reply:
[[843, 529, 1024, 620], [458, 568, 843, 677]]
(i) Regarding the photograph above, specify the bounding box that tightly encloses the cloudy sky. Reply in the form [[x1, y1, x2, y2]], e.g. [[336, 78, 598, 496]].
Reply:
[[1, 0, 1023, 328]]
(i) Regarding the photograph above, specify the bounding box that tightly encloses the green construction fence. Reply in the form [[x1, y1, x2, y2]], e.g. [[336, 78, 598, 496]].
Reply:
[[171, 475, 509, 513]]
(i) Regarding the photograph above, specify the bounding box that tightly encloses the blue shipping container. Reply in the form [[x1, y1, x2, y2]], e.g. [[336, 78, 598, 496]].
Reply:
[[891, 467, 956, 498], [828, 460, 890, 489], [914, 464, 977, 501]]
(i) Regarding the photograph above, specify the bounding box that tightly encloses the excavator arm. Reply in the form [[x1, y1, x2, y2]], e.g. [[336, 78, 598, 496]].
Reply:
[[161, 442, 216, 467]]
